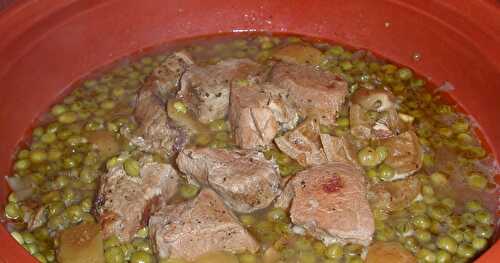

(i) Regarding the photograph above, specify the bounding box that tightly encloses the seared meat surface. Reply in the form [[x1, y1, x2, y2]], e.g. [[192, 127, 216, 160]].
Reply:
[[95, 156, 179, 242], [149, 188, 259, 260], [176, 148, 281, 213], [288, 163, 375, 246]]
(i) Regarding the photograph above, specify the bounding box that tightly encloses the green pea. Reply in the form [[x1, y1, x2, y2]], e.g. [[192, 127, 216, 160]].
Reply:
[[47, 149, 63, 161], [471, 238, 487, 252], [104, 236, 121, 249], [123, 158, 140, 177], [357, 147, 381, 167], [413, 215, 431, 230], [132, 238, 152, 253], [130, 251, 154, 263], [440, 198, 455, 210], [397, 68, 413, 80], [430, 172, 448, 186], [435, 250, 451, 263], [461, 212, 476, 225], [335, 117, 349, 128], [208, 119, 228, 131], [410, 201, 427, 215], [294, 237, 313, 251], [474, 210, 492, 225], [417, 248, 436, 262], [375, 146, 388, 162], [40, 132, 57, 144], [449, 229, 464, 243], [173, 101, 188, 114], [239, 214, 256, 227], [427, 205, 450, 222], [422, 185, 434, 196], [346, 256, 363, 263], [402, 236, 419, 253], [14, 159, 31, 170], [463, 228, 475, 243], [239, 253, 258, 263], [378, 163, 395, 181], [452, 120, 469, 133], [457, 244, 475, 258], [415, 229, 432, 243], [327, 46, 344, 56], [58, 111, 78, 124], [135, 227, 149, 239], [66, 205, 83, 223], [179, 184, 200, 199], [266, 208, 287, 223], [436, 235, 457, 254], [465, 200, 482, 212], [51, 104, 67, 116], [475, 225, 493, 239], [105, 246, 125, 263], [466, 172, 487, 190], [325, 243, 343, 259], [5, 202, 21, 219], [47, 201, 65, 216]]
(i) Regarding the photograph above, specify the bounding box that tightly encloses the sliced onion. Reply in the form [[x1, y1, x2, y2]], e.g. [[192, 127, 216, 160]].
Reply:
[[5, 176, 34, 201], [5, 176, 29, 192]]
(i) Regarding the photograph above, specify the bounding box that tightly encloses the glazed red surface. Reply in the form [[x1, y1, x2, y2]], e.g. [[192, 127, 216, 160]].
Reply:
[[0, 0, 499, 262]]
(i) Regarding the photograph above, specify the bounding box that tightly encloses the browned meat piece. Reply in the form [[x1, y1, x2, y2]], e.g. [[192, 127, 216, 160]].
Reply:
[[289, 163, 374, 246], [270, 63, 348, 125], [275, 118, 326, 167], [368, 176, 421, 215], [178, 58, 267, 124], [149, 188, 259, 260], [176, 148, 281, 213], [350, 87, 405, 140], [95, 156, 179, 242], [132, 52, 193, 157], [229, 83, 299, 149], [145, 51, 194, 101], [379, 131, 423, 180], [132, 90, 185, 158], [320, 133, 359, 166]]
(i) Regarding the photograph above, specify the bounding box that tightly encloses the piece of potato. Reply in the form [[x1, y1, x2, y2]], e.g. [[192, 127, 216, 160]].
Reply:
[[262, 247, 280, 263], [57, 222, 104, 263], [86, 130, 120, 159], [272, 44, 322, 65], [366, 242, 416, 263], [194, 251, 238, 263]]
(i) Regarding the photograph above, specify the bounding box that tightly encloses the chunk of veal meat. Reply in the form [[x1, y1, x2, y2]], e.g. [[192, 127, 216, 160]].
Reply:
[[132, 90, 185, 158], [368, 176, 421, 214], [289, 163, 374, 246], [132, 52, 193, 157], [229, 83, 299, 149], [149, 188, 259, 260], [178, 58, 267, 124], [350, 87, 405, 140], [320, 133, 359, 166], [274, 118, 326, 167], [148, 51, 194, 101], [270, 63, 348, 125], [378, 130, 423, 180], [95, 156, 179, 241], [176, 148, 281, 213]]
